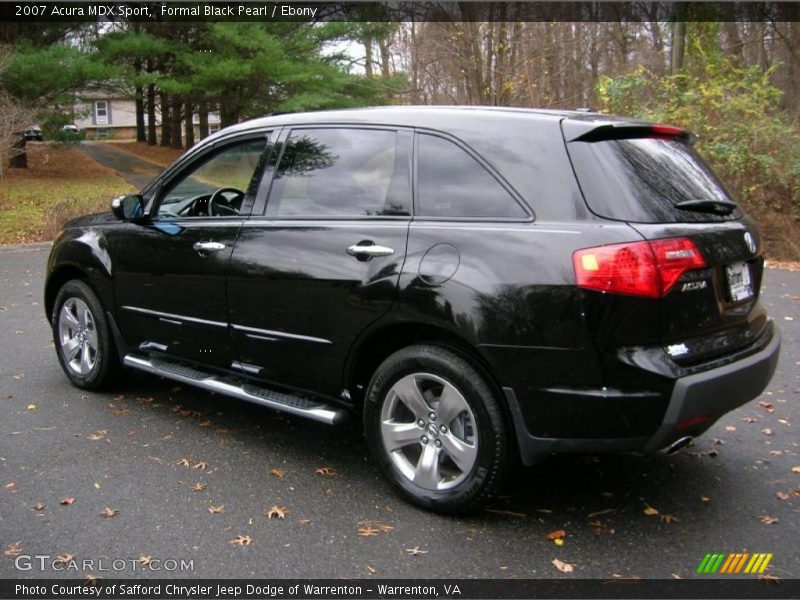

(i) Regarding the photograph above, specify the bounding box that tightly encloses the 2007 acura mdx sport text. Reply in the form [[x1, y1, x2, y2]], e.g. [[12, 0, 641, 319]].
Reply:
[[46, 107, 781, 512]]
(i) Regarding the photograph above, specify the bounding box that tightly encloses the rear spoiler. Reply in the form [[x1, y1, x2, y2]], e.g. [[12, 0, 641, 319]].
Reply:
[[562, 120, 697, 145]]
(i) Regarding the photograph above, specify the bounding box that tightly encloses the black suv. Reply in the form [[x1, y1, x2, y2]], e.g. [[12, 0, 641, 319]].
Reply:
[[46, 107, 780, 512]]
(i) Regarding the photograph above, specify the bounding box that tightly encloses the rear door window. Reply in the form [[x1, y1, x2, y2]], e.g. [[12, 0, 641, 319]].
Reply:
[[266, 128, 410, 217], [567, 137, 742, 223], [416, 133, 528, 219]]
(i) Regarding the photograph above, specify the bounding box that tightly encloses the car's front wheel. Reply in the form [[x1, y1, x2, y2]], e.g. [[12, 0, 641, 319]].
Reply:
[[52, 280, 119, 390], [364, 345, 508, 513]]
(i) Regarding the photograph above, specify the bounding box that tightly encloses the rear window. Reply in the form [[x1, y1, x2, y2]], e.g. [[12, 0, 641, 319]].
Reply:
[[567, 138, 742, 223]]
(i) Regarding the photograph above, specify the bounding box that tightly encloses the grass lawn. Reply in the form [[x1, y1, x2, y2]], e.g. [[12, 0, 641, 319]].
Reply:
[[0, 143, 134, 244]]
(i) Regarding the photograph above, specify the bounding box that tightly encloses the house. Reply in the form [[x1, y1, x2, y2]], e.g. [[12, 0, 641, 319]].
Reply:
[[73, 90, 221, 141]]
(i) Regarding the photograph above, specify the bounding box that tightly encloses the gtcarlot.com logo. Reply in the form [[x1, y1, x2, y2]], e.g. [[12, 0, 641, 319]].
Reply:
[[697, 552, 773, 575], [14, 554, 194, 572]]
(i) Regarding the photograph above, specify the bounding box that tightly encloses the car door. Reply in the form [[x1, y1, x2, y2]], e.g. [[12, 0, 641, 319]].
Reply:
[[227, 126, 412, 397], [113, 132, 277, 369]]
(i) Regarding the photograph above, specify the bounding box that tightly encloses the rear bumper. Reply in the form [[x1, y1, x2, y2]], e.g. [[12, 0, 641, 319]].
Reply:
[[642, 320, 780, 452], [506, 320, 781, 465]]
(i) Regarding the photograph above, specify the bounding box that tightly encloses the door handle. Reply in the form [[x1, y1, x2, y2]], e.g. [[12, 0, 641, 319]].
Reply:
[[193, 241, 226, 255], [346, 243, 395, 259]]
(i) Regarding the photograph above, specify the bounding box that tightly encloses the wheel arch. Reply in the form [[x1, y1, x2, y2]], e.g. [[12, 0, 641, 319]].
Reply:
[[344, 321, 518, 456]]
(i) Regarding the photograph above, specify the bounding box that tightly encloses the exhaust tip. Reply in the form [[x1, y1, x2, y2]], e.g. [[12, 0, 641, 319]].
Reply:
[[666, 435, 693, 454]]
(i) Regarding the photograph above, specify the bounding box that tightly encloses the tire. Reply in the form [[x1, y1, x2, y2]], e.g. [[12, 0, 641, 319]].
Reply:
[[364, 344, 507, 513], [52, 279, 120, 390]]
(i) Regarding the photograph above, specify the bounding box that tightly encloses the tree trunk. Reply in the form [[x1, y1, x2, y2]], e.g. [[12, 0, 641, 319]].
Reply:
[[146, 59, 156, 145], [198, 101, 209, 139], [364, 35, 374, 77], [146, 84, 156, 145], [184, 101, 195, 148], [170, 98, 183, 149], [160, 92, 171, 147], [671, 21, 686, 74], [134, 59, 145, 143]]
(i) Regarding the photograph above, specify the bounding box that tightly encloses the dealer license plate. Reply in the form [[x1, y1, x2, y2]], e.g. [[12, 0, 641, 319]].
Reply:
[[725, 262, 753, 302]]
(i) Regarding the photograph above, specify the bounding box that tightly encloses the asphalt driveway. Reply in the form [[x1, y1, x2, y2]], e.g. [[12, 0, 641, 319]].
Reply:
[[78, 143, 165, 190], [0, 242, 798, 580]]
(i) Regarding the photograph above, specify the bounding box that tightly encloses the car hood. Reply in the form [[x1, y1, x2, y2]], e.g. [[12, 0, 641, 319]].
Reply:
[[64, 212, 118, 229]]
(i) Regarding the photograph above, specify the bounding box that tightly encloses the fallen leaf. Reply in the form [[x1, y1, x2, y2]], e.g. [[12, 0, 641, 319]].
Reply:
[[725, 426, 737, 432], [701, 496, 711, 504], [546, 529, 566, 541], [208, 505, 224, 514], [266, 505, 288, 519], [742, 416, 759, 423], [315, 467, 336, 476], [758, 574, 781, 583], [60, 497, 75, 506], [762, 428, 774, 436], [587, 508, 614, 518], [405, 546, 429, 555], [199, 420, 212, 427], [4, 482, 16, 491], [100, 507, 119, 518], [776, 492, 790, 501], [659, 514, 680, 523], [758, 401, 775, 413], [27, 404, 37, 411], [793, 466, 800, 473], [366, 565, 377, 574], [229, 535, 252, 546], [193, 461, 208, 471], [3, 542, 22, 557], [177, 458, 191, 467], [759, 514, 779, 525], [192, 483, 206, 492], [53, 554, 74, 567], [554, 538, 565, 546], [87, 431, 106, 441], [136, 397, 154, 404], [552, 558, 574, 573], [485, 508, 527, 518], [33, 503, 44, 511], [358, 526, 380, 537], [297, 518, 311, 525], [643, 505, 659, 516], [270, 468, 286, 478], [138, 555, 152, 566]]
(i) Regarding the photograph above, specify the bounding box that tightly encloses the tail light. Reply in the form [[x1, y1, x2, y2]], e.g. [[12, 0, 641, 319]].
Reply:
[[573, 237, 706, 298]]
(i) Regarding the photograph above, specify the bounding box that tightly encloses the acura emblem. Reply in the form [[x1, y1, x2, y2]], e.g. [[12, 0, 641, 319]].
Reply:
[[744, 232, 757, 255]]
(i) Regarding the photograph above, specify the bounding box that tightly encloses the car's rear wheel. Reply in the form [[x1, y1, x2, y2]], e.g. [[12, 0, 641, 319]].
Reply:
[[52, 280, 119, 390], [364, 344, 507, 513]]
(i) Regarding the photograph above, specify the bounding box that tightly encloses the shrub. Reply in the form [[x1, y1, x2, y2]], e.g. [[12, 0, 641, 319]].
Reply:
[[596, 35, 800, 260]]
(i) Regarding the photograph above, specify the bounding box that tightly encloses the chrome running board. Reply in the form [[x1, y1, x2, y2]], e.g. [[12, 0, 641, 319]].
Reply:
[[123, 354, 346, 425]]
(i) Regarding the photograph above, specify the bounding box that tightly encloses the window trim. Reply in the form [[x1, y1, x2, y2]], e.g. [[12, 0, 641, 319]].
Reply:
[[95, 100, 108, 125], [147, 131, 276, 221], [411, 128, 534, 223], [258, 124, 413, 220]]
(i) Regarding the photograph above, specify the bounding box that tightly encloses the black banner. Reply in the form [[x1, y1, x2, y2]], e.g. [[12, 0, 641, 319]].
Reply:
[[2, 1, 800, 23], [2, 579, 800, 600]]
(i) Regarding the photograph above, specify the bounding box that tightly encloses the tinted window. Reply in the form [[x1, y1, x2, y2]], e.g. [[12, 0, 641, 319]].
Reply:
[[417, 134, 527, 219], [158, 139, 266, 218], [267, 128, 409, 217], [567, 138, 742, 223]]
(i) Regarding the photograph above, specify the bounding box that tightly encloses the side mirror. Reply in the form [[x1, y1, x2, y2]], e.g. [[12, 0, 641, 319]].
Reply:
[[111, 194, 145, 221]]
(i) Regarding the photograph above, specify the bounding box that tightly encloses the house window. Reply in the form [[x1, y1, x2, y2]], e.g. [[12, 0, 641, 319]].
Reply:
[[95, 101, 109, 125]]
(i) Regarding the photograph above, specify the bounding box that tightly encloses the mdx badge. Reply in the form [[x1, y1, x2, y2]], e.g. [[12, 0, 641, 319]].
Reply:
[[744, 231, 757, 255]]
